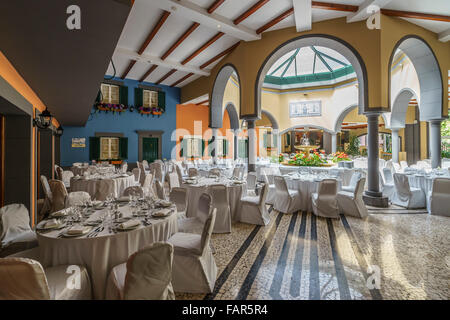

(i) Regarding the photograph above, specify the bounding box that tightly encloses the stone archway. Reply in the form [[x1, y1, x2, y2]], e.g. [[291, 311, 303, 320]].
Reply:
[[224, 103, 240, 159], [388, 35, 444, 168]]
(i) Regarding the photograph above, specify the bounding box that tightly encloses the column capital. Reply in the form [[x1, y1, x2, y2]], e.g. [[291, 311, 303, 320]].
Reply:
[[428, 118, 444, 125]]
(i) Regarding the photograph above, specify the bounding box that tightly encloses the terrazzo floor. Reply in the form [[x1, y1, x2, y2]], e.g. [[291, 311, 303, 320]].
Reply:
[[176, 206, 450, 300]]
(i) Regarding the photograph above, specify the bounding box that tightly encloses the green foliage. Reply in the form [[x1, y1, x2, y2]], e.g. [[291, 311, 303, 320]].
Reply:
[[442, 119, 450, 137], [345, 134, 360, 156]]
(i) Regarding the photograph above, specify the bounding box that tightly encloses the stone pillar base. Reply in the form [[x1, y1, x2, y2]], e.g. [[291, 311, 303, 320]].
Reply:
[[363, 193, 389, 208], [248, 164, 256, 172]]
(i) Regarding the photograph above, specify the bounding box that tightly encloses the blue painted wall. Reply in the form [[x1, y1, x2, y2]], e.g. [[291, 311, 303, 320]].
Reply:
[[60, 78, 179, 166]]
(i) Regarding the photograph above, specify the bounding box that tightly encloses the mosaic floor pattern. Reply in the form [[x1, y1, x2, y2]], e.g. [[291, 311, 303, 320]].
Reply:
[[176, 206, 450, 300]]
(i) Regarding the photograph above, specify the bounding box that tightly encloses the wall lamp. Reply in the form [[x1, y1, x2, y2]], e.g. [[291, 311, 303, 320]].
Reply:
[[33, 107, 53, 129]]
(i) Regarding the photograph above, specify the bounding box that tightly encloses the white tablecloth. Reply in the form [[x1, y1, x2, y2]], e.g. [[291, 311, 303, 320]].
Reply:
[[285, 176, 342, 212], [182, 177, 246, 221], [71, 165, 115, 176], [70, 175, 136, 200], [36, 204, 178, 299], [405, 173, 450, 206]]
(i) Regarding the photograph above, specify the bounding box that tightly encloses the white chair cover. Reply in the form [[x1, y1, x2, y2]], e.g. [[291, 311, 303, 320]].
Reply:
[[138, 162, 146, 186], [169, 187, 188, 218], [208, 184, 231, 233], [40, 175, 53, 216], [209, 168, 221, 177], [246, 172, 257, 195], [105, 242, 175, 300], [178, 193, 211, 234], [379, 171, 395, 201], [341, 171, 362, 193], [142, 174, 154, 196], [0, 257, 91, 300], [312, 179, 339, 218], [383, 167, 394, 184], [48, 180, 68, 213], [167, 209, 217, 293], [238, 183, 270, 225], [400, 161, 408, 170], [337, 177, 368, 218], [392, 173, 426, 209], [273, 176, 302, 214], [132, 168, 141, 183], [262, 172, 276, 205], [0, 204, 36, 248], [175, 163, 184, 185], [65, 191, 91, 208], [188, 167, 198, 177], [155, 180, 166, 200], [392, 162, 401, 173], [427, 178, 450, 217], [122, 186, 144, 198], [168, 172, 180, 191], [142, 160, 149, 171], [120, 162, 128, 173]]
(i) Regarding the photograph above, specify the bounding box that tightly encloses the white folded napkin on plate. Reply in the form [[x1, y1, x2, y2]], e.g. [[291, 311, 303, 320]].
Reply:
[[158, 200, 172, 207], [153, 208, 171, 217], [117, 196, 131, 202], [51, 209, 68, 217], [119, 219, 140, 229], [44, 219, 60, 228], [67, 225, 91, 235]]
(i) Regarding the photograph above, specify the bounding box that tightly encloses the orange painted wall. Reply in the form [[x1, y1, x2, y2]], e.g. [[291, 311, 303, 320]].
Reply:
[[176, 104, 233, 160], [0, 51, 59, 225]]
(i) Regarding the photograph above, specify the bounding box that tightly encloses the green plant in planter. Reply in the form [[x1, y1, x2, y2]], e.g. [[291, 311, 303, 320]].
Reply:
[[345, 134, 360, 156]]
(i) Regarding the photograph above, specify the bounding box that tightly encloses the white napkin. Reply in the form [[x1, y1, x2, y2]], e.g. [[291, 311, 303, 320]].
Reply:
[[153, 208, 171, 217], [158, 200, 172, 207], [51, 209, 68, 217], [119, 219, 140, 229], [67, 225, 91, 235], [117, 196, 130, 202], [45, 219, 60, 228]]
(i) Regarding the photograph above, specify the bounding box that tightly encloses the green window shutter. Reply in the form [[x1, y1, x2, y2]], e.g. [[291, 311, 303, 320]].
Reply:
[[95, 90, 102, 103], [245, 139, 248, 158], [273, 134, 278, 148], [119, 137, 128, 159], [197, 139, 203, 157], [158, 91, 166, 112], [89, 137, 100, 161], [119, 86, 128, 105], [263, 133, 267, 148], [134, 87, 143, 106], [286, 133, 290, 145], [201, 139, 205, 157], [208, 139, 213, 157], [179, 138, 184, 157], [223, 139, 228, 156]]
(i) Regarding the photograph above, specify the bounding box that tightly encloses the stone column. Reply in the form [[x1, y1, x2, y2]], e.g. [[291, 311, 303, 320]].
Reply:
[[212, 128, 218, 164], [391, 128, 400, 163], [429, 119, 442, 169], [331, 133, 337, 154], [233, 129, 238, 160], [363, 112, 388, 207], [247, 120, 257, 172]]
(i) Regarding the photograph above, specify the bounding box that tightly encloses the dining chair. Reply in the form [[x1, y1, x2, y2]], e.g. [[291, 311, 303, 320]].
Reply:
[[105, 242, 175, 300], [154, 180, 166, 200], [379, 171, 395, 201], [55, 165, 73, 189], [392, 173, 426, 209], [40, 175, 53, 217], [178, 193, 212, 234], [209, 168, 221, 177], [132, 168, 141, 184], [142, 160, 149, 171], [169, 187, 188, 218], [0, 256, 92, 299], [142, 173, 154, 197], [48, 180, 69, 213], [427, 178, 450, 217], [232, 167, 241, 179], [120, 162, 128, 174], [175, 163, 184, 185], [273, 176, 302, 214], [238, 183, 270, 225], [65, 191, 91, 207], [188, 167, 198, 177], [208, 184, 231, 233], [262, 172, 276, 205], [122, 186, 144, 198], [341, 171, 363, 193], [311, 179, 339, 218], [246, 172, 257, 196], [168, 172, 180, 191], [0, 204, 38, 258], [138, 162, 146, 186], [167, 209, 217, 293], [337, 177, 368, 218]]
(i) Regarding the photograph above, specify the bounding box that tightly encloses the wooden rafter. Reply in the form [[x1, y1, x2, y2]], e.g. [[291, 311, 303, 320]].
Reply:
[[196, 99, 209, 105], [181, 32, 224, 65], [233, 0, 270, 25], [207, 0, 226, 14], [138, 11, 171, 55], [199, 41, 241, 69], [380, 9, 450, 22], [170, 72, 194, 87], [256, 8, 294, 34], [161, 22, 200, 60], [311, 1, 358, 12], [156, 68, 177, 84], [139, 65, 158, 82], [120, 60, 136, 79]]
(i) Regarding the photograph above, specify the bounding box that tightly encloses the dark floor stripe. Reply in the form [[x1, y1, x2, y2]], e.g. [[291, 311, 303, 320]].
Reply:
[[235, 212, 283, 300], [204, 224, 262, 300], [326, 218, 351, 300], [289, 211, 307, 297], [309, 213, 320, 300], [269, 212, 298, 299], [340, 215, 383, 300]]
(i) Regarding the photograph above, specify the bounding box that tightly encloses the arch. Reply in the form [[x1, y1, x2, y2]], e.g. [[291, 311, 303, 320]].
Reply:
[[280, 124, 332, 136], [223, 103, 239, 130], [255, 34, 368, 119], [210, 64, 241, 128], [389, 88, 418, 129], [388, 35, 443, 121], [260, 109, 279, 130], [333, 104, 358, 133]]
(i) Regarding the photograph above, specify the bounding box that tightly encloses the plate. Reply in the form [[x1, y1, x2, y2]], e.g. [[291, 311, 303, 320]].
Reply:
[[36, 220, 66, 230], [114, 217, 131, 223], [61, 227, 92, 237], [117, 223, 140, 231], [133, 210, 148, 217], [50, 210, 69, 218], [84, 220, 102, 226]]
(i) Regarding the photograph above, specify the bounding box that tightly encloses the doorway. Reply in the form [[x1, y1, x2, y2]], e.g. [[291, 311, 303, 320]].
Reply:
[[143, 137, 159, 163]]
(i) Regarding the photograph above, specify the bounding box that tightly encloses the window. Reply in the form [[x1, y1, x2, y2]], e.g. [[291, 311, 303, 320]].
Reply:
[[100, 84, 120, 104], [143, 90, 158, 108], [100, 137, 119, 160], [289, 100, 321, 117], [180, 136, 204, 158]]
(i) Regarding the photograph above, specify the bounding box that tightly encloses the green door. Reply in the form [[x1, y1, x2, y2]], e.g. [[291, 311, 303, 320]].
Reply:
[[143, 137, 159, 163]]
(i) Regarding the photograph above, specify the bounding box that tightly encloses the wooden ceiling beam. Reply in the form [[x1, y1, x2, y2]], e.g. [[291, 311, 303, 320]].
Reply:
[[138, 10, 171, 55], [139, 64, 158, 82], [199, 41, 240, 69], [181, 32, 224, 65], [161, 22, 200, 60], [207, 0, 226, 14], [120, 60, 137, 79], [256, 8, 294, 34], [311, 1, 358, 12], [380, 9, 450, 22], [233, 0, 270, 25], [170, 72, 194, 87], [196, 99, 209, 105], [156, 68, 177, 84]]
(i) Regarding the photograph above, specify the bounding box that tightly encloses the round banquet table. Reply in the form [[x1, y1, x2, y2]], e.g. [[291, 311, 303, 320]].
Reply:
[[285, 175, 342, 212], [36, 204, 178, 299], [70, 174, 136, 201], [404, 173, 450, 206], [71, 165, 116, 176], [182, 177, 247, 221]]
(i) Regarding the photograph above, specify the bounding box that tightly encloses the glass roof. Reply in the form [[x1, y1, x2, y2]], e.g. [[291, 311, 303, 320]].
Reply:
[[267, 46, 351, 78]]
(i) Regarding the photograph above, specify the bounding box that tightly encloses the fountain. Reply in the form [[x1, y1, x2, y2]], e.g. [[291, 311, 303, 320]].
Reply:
[[294, 133, 319, 153]]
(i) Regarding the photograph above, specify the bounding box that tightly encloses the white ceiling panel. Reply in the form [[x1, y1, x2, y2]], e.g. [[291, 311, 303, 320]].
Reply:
[[238, 0, 292, 31], [187, 34, 238, 67]]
